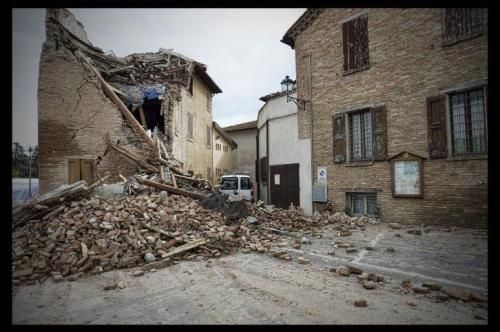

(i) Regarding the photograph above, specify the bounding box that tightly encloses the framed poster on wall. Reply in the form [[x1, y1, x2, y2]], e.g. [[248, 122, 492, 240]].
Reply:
[[389, 151, 424, 198]]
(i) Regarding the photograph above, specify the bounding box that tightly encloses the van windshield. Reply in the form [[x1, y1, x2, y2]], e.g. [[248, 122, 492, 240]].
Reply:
[[221, 177, 238, 190]]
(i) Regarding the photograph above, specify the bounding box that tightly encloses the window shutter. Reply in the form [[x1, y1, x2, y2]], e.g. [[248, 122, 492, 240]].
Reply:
[[372, 106, 387, 160], [333, 113, 346, 163], [342, 22, 349, 71], [358, 15, 369, 67], [427, 96, 447, 158]]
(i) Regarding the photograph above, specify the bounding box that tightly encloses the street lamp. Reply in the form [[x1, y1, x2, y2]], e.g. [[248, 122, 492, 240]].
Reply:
[[28, 146, 32, 198], [280, 75, 307, 109]]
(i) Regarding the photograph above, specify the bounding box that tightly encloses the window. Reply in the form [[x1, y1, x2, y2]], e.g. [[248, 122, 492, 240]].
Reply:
[[206, 125, 211, 147], [207, 167, 212, 181], [187, 113, 193, 140], [442, 8, 484, 45], [333, 106, 386, 163], [207, 92, 212, 113], [240, 177, 251, 190], [449, 88, 487, 155], [346, 193, 377, 216], [221, 176, 238, 190], [427, 86, 487, 158], [260, 157, 268, 184], [223, 145, 229, 152], [216, 143, 221, 151], [342, 14, 369, 73], [350, 109, 372, 161]]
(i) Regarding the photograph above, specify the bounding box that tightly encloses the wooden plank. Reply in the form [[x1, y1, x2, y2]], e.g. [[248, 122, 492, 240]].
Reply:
[[161, 239, 208, 259], [68, 159, 80, 184], [173, 174, 209, 184], [80, 159, 94, 185], [142, 224, 175, 238], [138, 107, 147, 127], [159, 140, 171, 160], [87, 174, 111, 190], [74, 50, 155, 148], [159, 166, 165, 181], [171, 174, 177, 188], [136, 178, 207, 199], [109, 142, 159, 173]]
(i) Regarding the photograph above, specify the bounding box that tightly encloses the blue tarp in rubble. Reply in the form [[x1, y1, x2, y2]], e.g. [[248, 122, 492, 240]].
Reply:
[[119, 84, 166, 107]]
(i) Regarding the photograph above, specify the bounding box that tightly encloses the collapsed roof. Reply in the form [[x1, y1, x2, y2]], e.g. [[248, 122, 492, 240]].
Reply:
[[46, 8, 222, 100]]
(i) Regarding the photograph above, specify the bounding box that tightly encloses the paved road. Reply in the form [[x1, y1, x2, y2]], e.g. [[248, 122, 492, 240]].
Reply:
[[12, 223, 488, 324]]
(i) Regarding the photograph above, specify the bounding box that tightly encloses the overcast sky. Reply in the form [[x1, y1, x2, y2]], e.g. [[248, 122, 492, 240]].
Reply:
[[12, 8, 304, 149]]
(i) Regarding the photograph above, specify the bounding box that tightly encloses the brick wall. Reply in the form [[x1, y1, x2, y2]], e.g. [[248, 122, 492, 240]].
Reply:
[[38, 44, 151, 194], [294, 8, 488, 227]]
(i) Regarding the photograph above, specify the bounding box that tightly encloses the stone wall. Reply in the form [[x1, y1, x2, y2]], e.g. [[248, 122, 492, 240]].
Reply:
[[293, 8, 488, 226]]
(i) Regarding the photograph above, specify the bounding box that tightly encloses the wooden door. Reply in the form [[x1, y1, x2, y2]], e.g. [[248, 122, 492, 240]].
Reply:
[[80, 159, 94, 185], [68, 158, 94, 185], [68, 159, 81, 184], [270, 163, 299, 209]]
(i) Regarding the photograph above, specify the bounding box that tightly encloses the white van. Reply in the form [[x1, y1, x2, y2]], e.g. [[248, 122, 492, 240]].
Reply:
[[219, 174, 254, 202]]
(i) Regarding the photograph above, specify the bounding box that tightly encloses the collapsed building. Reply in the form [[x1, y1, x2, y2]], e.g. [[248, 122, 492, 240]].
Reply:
[[38, 8, 221, 194]]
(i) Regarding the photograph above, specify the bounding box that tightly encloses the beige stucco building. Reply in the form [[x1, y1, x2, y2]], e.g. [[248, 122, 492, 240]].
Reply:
[[212, 122, 237, 183], [223, 120, 258, 190]]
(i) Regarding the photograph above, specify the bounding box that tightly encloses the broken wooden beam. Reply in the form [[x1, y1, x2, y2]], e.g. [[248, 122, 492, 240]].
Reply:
[[174, 174, 209, 184], [136, 178, 207, 199], [108, 142, 159, 173], [87, 174, 111, 190], [74, 50, 155, 148], [159, 166, 165, 181], [142, 223, 175, 238], [171, 174, 178, 188], [161, 238, 208, 259], [138, 107, 147, 128]]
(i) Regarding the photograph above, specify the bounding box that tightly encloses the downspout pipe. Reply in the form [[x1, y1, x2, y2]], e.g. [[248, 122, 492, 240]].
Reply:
[[308, 52, 314, 215]]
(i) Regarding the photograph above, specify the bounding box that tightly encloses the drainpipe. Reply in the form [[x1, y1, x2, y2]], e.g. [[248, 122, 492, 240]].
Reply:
[[308, 52, 314, 215], [256, 131, 260, 200], [266, 120, 270, 204]]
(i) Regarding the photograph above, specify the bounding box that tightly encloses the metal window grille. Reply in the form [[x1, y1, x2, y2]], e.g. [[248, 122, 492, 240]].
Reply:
[[350, 110, 373, 161], [346, 192, 377, 216], [450, 88, 487, 155]]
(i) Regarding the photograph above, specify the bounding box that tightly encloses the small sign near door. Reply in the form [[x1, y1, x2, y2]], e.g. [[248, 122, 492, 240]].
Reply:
[[274, 174, 280, 185], [318, 166, 327, 183]]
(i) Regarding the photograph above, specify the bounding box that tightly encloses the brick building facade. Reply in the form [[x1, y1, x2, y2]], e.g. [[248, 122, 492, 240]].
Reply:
[[282, 8, 488, 226], [38, 9, 221, 193]]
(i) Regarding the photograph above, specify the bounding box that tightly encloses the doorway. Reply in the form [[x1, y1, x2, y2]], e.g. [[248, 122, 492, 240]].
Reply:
[[269, 163, 299, 209]]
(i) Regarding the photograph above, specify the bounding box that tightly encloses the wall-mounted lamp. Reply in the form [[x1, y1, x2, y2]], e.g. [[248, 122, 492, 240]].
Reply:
[[280, 75, 308, 109]]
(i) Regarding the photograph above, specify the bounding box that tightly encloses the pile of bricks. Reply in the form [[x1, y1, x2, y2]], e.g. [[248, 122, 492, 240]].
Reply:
[[12, 191, 342, 286]]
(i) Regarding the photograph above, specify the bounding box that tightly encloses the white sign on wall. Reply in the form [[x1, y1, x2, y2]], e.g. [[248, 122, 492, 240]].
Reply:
[[318, 166, 327, 183], [274, 174, 280, 185]]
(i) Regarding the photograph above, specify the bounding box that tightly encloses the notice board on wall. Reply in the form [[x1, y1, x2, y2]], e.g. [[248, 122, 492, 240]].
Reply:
[[390, 151, 424, 198], [394, 160, 420, 195]]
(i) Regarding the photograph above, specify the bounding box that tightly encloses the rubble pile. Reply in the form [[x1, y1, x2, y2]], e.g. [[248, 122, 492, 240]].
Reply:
[[12, 190, 351, 286]]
